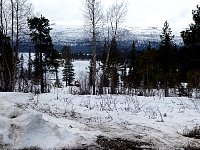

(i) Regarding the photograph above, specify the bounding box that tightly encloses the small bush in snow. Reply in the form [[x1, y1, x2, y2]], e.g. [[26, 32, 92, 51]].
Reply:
[[19, 146, 42, 150], [183, 125, 200, 139], [183, 143, 200, 150]]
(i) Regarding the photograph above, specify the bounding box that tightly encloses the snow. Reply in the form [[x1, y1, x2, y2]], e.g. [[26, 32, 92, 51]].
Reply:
[[50, 24, 183, 46], [0, 91, 200, 149], [0, 61, 200, 149], [0, 92, 100, 149]]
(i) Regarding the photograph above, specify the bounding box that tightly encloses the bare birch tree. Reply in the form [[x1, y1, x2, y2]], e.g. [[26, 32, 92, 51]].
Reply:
[[0, 0, 32, 47], [107, 0, 128, 39], [0, 0, 32, 91], [83, 0, 104, 95], [99, 0, 128, 94], [103, 0, 128, 68]]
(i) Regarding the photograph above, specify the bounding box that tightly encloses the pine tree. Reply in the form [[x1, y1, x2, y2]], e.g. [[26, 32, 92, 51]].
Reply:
[[127, 40, 137, 89], [63, 60, 75, 86], [159, 21, 175, 97], [108, 37, 120, 66], [181, 5, 200, 46], [181, 5, 200, 97], [27, 15, 53, 93], [99, 39, 109, 94], [61, 45, 71, 59], [107, 37, 120, 94], [62, 46, 75, 86]]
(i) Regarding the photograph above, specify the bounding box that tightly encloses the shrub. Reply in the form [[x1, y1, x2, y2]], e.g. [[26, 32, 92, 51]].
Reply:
[[19, 146, 42, 150], [183, 143, 200, 150], [183, 125, 200, 139]]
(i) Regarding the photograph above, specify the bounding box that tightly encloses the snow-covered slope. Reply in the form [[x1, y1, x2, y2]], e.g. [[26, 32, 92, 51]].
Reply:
[[20, 24, 183, 53], [51, 24, 86, 45], [50, 24, 183, 49]]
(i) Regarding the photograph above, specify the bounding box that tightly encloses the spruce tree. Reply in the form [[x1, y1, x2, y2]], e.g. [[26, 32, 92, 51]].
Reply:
[[159, 21, 175, 97], [99, 39, 109, 94], [181, 5, 200, 96], [63, 59, 75, 86], [127, 40, 137, 89], [181, 5, 200, 46], [62, 46, 75, 86], [107, 37, 120, 94], [61, 45, 71, 59]]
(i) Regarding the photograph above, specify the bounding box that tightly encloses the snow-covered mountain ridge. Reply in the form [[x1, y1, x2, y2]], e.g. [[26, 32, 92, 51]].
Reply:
[[50, 24, 183, 51]]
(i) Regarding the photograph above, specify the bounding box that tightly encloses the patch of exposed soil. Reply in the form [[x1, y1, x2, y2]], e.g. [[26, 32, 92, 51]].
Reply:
[[95, 135, 155, 150]]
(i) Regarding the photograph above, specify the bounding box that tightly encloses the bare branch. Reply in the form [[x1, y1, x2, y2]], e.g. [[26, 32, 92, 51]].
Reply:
[[82, 0, 104, 95], [106, 0, 128, 39]]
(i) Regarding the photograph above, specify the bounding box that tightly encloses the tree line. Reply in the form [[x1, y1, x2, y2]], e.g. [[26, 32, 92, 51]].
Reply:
[[83, 0, 200, 97]]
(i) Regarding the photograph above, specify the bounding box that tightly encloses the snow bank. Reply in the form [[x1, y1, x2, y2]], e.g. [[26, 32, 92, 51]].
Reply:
[[0, 93, 97, 149]]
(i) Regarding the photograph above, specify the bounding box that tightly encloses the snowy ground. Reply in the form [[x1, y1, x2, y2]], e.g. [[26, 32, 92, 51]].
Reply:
[[0, 91, 200, 149]]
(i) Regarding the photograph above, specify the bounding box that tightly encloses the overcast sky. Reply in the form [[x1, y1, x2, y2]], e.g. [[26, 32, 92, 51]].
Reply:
[[28, 0, 199, 28]]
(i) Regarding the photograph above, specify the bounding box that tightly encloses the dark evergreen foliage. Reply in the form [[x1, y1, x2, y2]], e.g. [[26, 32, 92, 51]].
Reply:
[[19, 53, 24, 78], [108, 37, 120, 66], [127, 41, 138, 89], [181, 5, 200, 47], [107, 38, 120, 94], [61, 45, 72, 60], [180, 5, 200, 96], [27, 15, 57, 93], [62, 46, 75, 86], [158, 21, 175, 97], [0, 29, 15, 91], [63, 59, 75, 86]]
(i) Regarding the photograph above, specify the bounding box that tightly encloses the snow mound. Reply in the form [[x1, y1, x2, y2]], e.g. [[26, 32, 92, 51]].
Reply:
[[18, 112, 77, 149], [0, 105, 78, 149]]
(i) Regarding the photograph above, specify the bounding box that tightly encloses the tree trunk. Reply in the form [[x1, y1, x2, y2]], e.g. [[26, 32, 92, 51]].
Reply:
[[28, 49, 32, 80], [164, 74, 168, 97], [40, 50, 44, 93], [16, 0, 19, 51], [0, 0, 3, 30], [55, 67, 59, 87], [10, 0, 14, 48], [92, 2, 96, 95]]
